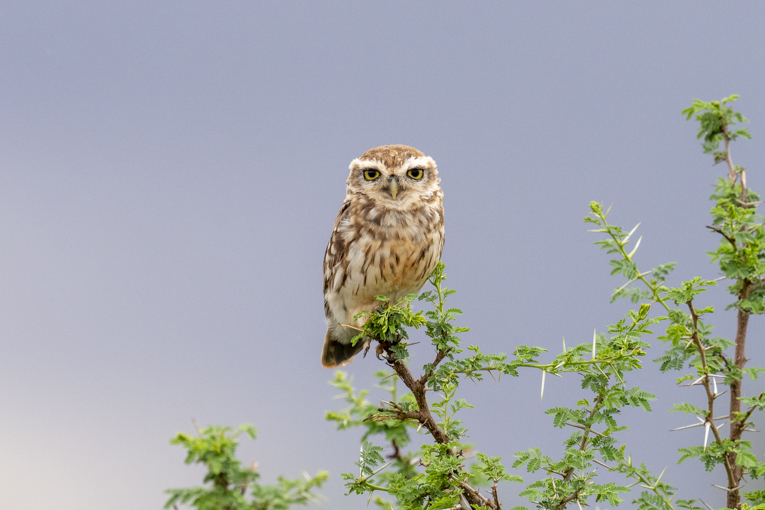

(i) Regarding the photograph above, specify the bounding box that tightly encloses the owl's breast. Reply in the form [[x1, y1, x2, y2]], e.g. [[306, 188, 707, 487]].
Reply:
[[343, 206, 444, 303], [323, 194, 444, 339]]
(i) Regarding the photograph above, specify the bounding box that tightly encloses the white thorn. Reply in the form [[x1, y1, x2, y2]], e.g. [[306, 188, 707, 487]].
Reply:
[[562, 337, 566, 352], [592, 329, 597, 360], [541, 370, 546, 401], [656, 466, 667, 484], [624, 222, 641, 244], [712, 484, 741, 493], [627, 236, 643, 258], [703, 422, 711, 451], [671, 422, 705, 431]]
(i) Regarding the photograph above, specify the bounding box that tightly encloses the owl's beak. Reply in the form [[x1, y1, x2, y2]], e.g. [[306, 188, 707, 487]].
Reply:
[[387, 177, 399, 199]]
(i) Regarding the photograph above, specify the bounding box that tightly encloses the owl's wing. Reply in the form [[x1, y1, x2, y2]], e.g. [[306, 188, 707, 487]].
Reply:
[[323, 198, 352, 298]]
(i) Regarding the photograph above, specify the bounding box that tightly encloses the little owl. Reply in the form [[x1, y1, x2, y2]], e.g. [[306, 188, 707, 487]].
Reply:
[[322, 145, 445, 367]]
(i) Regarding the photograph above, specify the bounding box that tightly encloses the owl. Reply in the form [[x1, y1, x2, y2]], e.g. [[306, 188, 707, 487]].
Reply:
[[322, 145, 445, 368]]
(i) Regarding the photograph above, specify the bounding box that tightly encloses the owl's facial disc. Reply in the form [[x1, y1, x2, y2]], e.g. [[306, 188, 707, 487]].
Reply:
[[386, 176, 399, 199], [346, 152, 439, 208]]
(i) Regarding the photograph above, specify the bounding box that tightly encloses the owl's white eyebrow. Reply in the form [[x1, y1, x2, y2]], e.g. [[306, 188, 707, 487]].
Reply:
[[348, 159, 385, 172], [348, 155, 436, 172], [402, 156, 436, 171]]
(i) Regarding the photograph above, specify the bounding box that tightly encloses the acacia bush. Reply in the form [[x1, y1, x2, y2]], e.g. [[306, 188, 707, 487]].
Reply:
[[165, 424, 327, 510], [168, 96, 764, 510]]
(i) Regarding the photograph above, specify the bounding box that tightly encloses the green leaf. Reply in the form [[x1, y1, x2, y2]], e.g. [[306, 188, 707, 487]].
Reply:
[[670, 403, 706, 416]]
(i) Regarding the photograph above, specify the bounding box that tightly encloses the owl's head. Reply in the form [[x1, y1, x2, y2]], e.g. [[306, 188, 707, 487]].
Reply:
[[346, 145, 440, 209]]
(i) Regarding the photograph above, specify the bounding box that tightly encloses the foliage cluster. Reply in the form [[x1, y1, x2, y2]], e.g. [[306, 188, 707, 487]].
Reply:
[[165, 424, 327, 510]]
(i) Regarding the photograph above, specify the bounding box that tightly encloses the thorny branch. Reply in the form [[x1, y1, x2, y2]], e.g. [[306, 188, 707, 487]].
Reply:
[[729, 279, 752, 498], [386, 352, 450, 445], [706, 121, 754, 509], [562, 392, 606, 484], [686, 301, 737, 491], [374, 340, 498, 508]]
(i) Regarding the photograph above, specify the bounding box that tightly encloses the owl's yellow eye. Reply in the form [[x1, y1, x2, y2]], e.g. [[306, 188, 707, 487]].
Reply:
[[407, 168, 424, 180], [363, 169, 381, 181]]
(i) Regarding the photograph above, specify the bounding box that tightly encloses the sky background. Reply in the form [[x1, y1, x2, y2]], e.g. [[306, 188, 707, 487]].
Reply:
[[1, 2, 765, 509]]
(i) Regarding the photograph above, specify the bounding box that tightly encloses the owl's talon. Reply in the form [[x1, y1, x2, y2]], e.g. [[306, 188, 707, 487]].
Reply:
[[362, 340, 371, 358]]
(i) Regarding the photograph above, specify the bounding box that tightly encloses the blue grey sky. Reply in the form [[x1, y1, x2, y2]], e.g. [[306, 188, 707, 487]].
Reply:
[[1, 2, 764, 509]]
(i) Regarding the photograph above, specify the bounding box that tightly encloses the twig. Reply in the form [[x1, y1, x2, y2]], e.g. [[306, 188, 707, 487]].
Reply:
[[597, 217, 671, 311], [565, 422, 607, 438], [419, 349, 450, 386], [387, 439, 403, 461], [738, 391, 765, 426], [491, 483, 501, 510], [721, 122, 746, 200], [557, 488, 582, 510], [592, 459, 613, 470], [707, 225, 737, 250], [459, 481, 496, 509]]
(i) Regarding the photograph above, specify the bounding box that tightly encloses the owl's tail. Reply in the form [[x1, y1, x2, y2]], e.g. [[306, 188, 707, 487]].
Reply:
[[321, 328, 366, 368]]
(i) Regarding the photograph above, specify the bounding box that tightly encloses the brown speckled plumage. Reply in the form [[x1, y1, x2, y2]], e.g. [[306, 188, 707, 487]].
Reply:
[[322, 145, 445, 367]]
